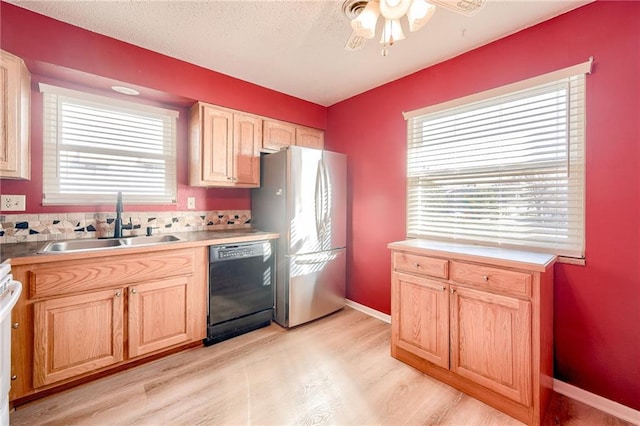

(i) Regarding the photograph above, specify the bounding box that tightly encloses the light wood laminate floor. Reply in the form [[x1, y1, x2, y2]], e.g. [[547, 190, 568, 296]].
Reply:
[[10, 308, 633, 425]]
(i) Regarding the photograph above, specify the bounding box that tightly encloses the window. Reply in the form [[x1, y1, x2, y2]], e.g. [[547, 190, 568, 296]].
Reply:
[[40, 83, 178, 205], [404, 59, 592, 258]]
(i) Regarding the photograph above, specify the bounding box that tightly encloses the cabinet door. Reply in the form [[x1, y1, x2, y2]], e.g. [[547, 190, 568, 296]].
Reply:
[[128, 276, 192, 358], [263, 119, 295, 151], [295, 126, 324, 150], [0, 49, 30, 179], [201, 105, 233, 184], [233, 113, 262, 186], [33, 288, 124, 387], [392, 272, 449, 368], [450, 285, 532, 405]]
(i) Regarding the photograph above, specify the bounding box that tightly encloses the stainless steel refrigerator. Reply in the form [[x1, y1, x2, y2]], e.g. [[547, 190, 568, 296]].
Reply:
[[251, 146, 346, 327]]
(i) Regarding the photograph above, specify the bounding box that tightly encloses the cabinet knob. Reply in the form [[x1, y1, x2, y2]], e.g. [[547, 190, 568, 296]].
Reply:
[[12, 322, 19, 329], [413, 262, 420, 268], [450, 288, 456, 294], [131, 288, 137, 294], [226, 176, 233, 181], [114, 291, 122, 298], [439, 286, 445, 292], [11, 375, 17, 381], [482, 275, 489, 281]]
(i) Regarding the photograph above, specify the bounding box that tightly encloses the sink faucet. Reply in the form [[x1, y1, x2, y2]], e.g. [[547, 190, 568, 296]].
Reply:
[[114, 191, 123, 238]]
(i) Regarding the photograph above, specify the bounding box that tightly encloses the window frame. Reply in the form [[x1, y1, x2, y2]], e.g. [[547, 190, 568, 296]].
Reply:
[[403, 58, 593, 259], [39, 83, 179, 206]]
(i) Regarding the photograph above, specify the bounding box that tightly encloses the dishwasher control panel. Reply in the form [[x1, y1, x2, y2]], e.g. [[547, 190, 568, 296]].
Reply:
[[209, 240, 271, 262]]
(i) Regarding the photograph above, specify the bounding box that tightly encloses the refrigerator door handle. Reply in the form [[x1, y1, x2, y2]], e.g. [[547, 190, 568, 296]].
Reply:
[[321, 157, 329, 226], [286, 251, 339, 264], [314, 162, 323, 240], [315, 157, 331, 242]]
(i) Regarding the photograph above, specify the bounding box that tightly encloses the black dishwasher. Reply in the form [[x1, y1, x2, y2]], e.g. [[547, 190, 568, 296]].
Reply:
[[204, 240, 275, 346]]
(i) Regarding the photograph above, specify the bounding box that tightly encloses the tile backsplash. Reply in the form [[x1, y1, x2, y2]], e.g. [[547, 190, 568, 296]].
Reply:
[[0, 210, 251, 244]]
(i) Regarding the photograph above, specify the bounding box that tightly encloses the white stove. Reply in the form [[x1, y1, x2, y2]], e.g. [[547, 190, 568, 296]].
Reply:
[[0, 264, 21, 426]]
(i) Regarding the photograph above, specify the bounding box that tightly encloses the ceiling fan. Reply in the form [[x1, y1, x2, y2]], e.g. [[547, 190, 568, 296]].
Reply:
[[343, 0, 485, 55]]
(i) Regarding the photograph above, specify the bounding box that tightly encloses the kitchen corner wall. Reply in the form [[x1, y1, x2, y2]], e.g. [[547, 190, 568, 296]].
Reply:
[[0, 2, 326, 216], [326, 0, 640, 413], [0, 210, 251, 244]]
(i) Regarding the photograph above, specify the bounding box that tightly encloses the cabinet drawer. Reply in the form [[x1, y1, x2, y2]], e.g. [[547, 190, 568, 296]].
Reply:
[[393, 252, 448, 279], [30, 249, 195, 298], [450, 261, 531, 297]]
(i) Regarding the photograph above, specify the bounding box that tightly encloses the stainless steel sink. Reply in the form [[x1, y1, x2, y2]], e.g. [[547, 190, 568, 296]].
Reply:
[[120, 234, 181, 246], [38, 234, 181, 254]]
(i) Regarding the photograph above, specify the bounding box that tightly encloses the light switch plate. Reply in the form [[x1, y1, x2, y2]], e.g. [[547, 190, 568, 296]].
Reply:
[[187, 197, 196, 210], [1, 194, 26, 211]]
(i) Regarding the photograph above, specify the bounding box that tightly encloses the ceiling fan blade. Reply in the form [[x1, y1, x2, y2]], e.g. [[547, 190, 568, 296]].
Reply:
[[429, 0, 485, 16], [345, 30, 367, 51]]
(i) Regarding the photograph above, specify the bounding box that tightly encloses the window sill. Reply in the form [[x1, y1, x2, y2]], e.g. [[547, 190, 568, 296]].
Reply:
[[557, 256, 586, 266]]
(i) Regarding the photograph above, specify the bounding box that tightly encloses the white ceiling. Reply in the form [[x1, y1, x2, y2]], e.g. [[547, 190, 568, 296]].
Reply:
[[6, 0, 591, 107]]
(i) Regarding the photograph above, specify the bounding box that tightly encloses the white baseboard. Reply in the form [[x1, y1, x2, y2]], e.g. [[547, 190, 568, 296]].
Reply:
[[345, 299, 391, 323], [344, 300, 639, 425], [553, 379, 640, 425]]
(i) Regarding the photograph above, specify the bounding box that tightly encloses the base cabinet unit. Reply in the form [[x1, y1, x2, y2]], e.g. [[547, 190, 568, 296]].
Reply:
[[0, 49, 31, 179], [389, 239, 556, 426], [128, 276, 192, 358], [9, 247, 207, 403], [33, 288, 125, 388], [450, 285, 532, 406], [189, 102, 261, 187], [392, 272, 449, 369]]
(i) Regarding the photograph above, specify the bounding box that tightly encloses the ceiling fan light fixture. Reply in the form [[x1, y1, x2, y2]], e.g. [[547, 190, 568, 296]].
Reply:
[[344, 0, 483, 54], [351, 0, 380, 39], [407, 0, 436, 32], [380, 0, 412, 20]]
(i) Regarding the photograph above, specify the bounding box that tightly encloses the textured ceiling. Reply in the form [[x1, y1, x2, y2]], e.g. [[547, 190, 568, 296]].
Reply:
[[6, 0, 591, 106]]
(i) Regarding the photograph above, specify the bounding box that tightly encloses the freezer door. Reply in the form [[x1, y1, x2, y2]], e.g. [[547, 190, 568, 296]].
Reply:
[[287, 248, 346, 327], [288, 147, 346, 256]]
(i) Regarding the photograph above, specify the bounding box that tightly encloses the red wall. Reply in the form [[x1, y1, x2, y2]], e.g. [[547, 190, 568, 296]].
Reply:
[[0, 3, 326, 213], [326, 1, 640, 411], [2, 0, 639, 413]]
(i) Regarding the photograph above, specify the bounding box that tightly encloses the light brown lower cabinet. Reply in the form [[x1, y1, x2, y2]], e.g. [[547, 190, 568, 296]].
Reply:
[[10, 247, 207, 403], [389, 239, 556, 426], [128, 276, 192, 358], [33, 288, 125, 388]]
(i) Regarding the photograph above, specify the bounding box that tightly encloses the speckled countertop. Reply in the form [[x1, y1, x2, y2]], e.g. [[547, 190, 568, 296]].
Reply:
[[0, 229, 279, 266]]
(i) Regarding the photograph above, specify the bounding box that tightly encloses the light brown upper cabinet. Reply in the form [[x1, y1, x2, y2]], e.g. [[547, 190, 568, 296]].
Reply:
[[262, 118, 324, 152], [189, 102, 261, 187], [0, 49, 31, 179], [295, 125, 324, 150], [262, 119, 296, 151]]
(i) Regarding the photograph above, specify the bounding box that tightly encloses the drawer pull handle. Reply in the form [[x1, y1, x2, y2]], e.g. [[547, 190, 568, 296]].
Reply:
[[482, 275, 489, 281], [413, 262, 420, 268]]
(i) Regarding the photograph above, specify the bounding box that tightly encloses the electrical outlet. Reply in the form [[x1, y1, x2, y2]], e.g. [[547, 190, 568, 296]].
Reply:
[[187, 197, 196, 210], [1, 194, 26, 211]]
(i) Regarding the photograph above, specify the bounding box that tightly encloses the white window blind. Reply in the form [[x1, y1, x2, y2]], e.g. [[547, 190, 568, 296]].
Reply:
[[404, 59, 592, 258], [40, 83, 178, 205]]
